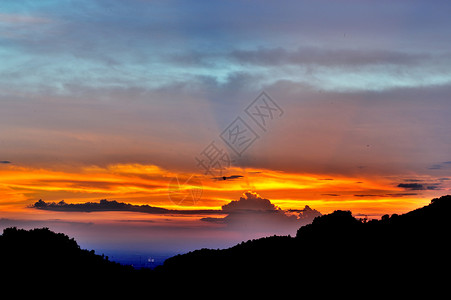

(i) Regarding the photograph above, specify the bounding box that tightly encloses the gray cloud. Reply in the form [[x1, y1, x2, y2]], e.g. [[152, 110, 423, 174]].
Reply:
[[230, 47, 434, 68], [397, 183, 426, 190], [31, 199, 222, 215], [291, 205, 322, 221], [212, 175, 244, 181], [1, 0, 451, 181], [428, 161, 451, 170], [202, 192, 321, 235], [429, 164, 443, 170], [397, 183, 442, 191], [221, 192, 278, 212], [31, 193, 320, 235], [385, 193, 418, 197], [3, 0, 451, 95], [354, 193, 421, 198]]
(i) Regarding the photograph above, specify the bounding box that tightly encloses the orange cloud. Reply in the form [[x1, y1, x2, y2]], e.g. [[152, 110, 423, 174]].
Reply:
[[0, 163, 443, 219]]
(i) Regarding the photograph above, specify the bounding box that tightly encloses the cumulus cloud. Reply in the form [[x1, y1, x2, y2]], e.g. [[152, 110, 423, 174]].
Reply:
[[222, 191, 278, 212], [30, 193, 322, 236], [296, 205, 322, 221], [202, 191, 321, 235]]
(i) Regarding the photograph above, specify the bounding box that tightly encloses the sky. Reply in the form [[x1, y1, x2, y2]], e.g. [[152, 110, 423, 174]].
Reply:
[[1, 0, 451, 260]]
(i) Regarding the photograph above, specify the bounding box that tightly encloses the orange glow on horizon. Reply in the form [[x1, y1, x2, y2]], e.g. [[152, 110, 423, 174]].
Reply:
[[0, 163, 446, 218]]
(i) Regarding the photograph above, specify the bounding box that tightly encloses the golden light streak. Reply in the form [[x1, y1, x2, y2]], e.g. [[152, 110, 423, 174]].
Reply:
[[0, 163, 446, 218]]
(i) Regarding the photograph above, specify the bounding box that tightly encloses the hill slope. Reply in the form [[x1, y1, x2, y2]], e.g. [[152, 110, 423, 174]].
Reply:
[[157, 195, 451, 283], [0, 227, 151, 286], [1, 196, 449, 289]]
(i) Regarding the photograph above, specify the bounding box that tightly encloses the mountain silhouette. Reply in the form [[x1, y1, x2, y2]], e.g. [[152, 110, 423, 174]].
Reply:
[[156, 195, 451, 287], [1, 195, 450, 291], [0, 227, 152, 290]]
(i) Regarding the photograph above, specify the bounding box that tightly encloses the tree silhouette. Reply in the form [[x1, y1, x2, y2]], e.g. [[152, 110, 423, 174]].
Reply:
[[156, 195, 451, 286], [2, 195, 450, 291], [0, 227, 154, 288]]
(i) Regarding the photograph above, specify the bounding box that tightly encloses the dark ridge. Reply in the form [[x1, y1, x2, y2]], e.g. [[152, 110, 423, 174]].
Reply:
[[0, 227, 153, 288], [156, 195, 451, 286], [4, 195, 451, 290]]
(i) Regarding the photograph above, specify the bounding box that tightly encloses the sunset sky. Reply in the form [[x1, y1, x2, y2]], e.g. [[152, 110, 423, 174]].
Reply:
[[1, 0, 451, 259]]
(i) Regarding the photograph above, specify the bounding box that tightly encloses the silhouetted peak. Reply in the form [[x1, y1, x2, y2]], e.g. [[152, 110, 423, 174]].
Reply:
[[295, 210, 361, 239], [401, 194, 451, 223], [312, 210, 356, 225], [1, 227, 80, 252], [0, 227, 141, 283], [430, 194, 451, 206]]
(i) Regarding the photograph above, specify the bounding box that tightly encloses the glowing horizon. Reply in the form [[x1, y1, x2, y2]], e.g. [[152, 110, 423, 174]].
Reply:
[[0, 162, 444, 216]]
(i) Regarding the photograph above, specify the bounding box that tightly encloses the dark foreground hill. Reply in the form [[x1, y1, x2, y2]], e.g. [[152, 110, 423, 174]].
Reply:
[[0, 227, 152, 289], [156, 195, 451, 286], [1, 195, 450, 290]]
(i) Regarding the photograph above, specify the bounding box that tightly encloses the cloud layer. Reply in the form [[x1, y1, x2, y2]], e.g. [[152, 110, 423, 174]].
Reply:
[[29, 192, 322, 236], [1, 0, 451, 180], [31, 199, 222, 215], [2, 0, 451, 94], [202, 192, 322, 235]]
